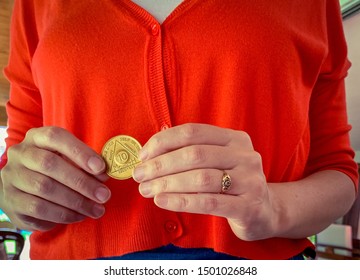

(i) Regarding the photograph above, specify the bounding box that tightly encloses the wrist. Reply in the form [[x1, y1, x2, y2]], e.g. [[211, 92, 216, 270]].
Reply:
[[267, 183, 291, 239]]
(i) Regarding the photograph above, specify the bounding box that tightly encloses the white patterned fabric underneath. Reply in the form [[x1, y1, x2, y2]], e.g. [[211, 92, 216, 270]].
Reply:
[[132, 0, 184, 23]]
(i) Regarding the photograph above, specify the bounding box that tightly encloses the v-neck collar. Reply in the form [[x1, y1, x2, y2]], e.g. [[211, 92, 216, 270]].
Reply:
[[121, 0, 199, 27], [131, 0, 184, 24]]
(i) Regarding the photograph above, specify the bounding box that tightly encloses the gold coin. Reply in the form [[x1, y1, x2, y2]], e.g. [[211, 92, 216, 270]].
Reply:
[[101, 135, 142, 180]]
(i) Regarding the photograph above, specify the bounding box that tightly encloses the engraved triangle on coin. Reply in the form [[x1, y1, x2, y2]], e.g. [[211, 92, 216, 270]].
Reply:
[[101, 135, 142, 180]]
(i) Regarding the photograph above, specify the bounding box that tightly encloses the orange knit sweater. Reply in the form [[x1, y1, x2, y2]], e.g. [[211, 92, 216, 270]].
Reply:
[[1, 0, 358, 259]]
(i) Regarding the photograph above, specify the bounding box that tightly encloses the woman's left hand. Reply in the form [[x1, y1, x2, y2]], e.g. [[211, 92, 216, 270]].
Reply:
[[133, 123, 277, 241]]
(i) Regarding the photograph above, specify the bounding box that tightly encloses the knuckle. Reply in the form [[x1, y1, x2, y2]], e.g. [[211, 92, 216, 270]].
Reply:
[[39, 153, 58, 172], [8, 144, 35, 167], [180, 123, 199, 141], [158, 179, 168, 193], [202, 196, 219, 213], [153, 159, 163, 174], [249, 152, 263, 170], [42, 126, 62, 143], [151, 135, 162, 148], [57, 209, 82, 224], [194, 170, 212, 190], [71, 174, 88, 193], [237, 130, 251, 143], [24, 127, 37, 140], [64, 195, 92, 217], [52, 209, 75, 224], [7, 143, 21, 158], [33, 177, 56, 196], [28, 200, 47, 217], [185, 146, 206, 165], [7, 145, 28, 165], [71, 196, 86, 212], [253, 151, 263, 162], [178, 196, 190, 209], [69, 144, 82, 158]]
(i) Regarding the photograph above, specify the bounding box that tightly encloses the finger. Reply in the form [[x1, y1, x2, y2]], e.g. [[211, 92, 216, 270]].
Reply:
[[153, 192, 243, 220], [138, 167, 266, 198], [153, 193, 271, 241], [94, 172, 110, 182], [25, 127, 106, 175], [20, 147, 111, 204], [15, 215, 59, 232], [139, 169, 222, 197], [60, 153, 109, 182], [57, 153, 110, 182], [5, 188, 89, 228], [11, 167, 107, 219], [140, 123, 240, 160], [134, 145, 255, 182], [139, 169, 236, 197]]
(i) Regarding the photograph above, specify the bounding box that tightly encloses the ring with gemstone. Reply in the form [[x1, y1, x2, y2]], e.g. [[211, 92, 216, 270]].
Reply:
[[221, 171, 232, 193]]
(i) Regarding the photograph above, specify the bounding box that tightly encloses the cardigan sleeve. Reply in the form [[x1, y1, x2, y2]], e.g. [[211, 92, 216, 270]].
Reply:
[[0, 0, 43, 169], [304, 0, 358, 191]]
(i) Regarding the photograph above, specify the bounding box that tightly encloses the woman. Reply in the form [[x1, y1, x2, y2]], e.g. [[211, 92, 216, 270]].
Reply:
[[0, 0, 358, 259]]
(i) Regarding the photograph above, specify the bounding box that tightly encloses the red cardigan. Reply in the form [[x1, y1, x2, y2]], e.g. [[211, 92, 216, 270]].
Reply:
[[1, 0, 358, 259]]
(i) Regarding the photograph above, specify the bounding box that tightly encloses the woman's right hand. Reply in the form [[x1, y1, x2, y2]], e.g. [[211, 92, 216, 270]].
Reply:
[[0, 126, 111, 232]]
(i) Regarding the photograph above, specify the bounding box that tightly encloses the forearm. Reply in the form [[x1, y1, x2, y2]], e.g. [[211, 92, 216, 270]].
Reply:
[[270, 170, 356, 239]]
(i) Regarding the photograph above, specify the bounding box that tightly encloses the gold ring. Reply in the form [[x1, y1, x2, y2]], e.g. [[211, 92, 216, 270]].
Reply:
[[221, 171, 232, 193]]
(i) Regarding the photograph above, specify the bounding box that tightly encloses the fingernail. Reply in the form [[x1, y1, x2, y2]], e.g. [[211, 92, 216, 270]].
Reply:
[[139, 182, 152, 197], [95, 187, 111, 202], [133, 165, 145, 182], [92, 204, 105, 218], [88, 156, 105, 173], [138, 148, 148, 161]]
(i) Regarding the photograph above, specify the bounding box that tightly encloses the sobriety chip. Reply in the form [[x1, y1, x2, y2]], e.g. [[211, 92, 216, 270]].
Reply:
[[101, 135, 142, 180]]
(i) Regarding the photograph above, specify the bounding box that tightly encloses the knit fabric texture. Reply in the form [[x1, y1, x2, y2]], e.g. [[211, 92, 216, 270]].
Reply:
[[1, 0, 358, 259]]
